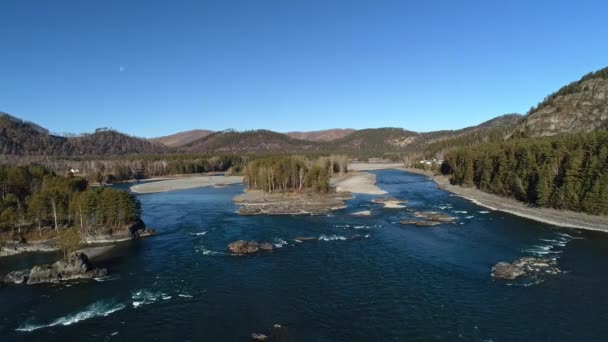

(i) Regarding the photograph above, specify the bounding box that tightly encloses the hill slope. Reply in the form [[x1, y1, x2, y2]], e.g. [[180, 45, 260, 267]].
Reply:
[[183, 129, 317, 153], [512, 67, 608, 137], [286, 129, 356, 142], [151, 129, 214, 147], [0, 113, 167, 156]]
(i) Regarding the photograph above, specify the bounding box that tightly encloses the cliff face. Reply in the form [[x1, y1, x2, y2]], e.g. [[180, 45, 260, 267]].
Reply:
[[512, 68, 608, 137]]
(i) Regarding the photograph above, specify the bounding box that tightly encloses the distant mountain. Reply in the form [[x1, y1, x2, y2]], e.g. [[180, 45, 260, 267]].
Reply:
[[150, 129, 214, 147], [183, 129, 317, 153], [68, 129, 168, 156], [286, 129, 356, 142], [0, 111, 523, 157], [323, 128, 419, 153], [511, 66, 608, 137], [0, 113, 167, 156]]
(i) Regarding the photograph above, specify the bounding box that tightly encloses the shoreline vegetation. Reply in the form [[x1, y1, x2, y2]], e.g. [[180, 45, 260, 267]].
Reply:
[[336, 162, 608, 232], [0, 165, 151, 259], [402, 167, 608, 233]]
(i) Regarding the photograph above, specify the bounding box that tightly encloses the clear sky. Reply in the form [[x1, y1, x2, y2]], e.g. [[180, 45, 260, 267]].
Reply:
[[1, 0, 607, 138]]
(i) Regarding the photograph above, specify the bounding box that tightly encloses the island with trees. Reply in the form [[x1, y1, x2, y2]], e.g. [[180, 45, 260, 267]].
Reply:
[[0, 165, 150, 258]]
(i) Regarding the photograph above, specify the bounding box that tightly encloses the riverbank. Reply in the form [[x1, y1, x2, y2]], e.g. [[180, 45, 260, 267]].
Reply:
[[130, 175, 244, 194], [400, 167, 608, 233]]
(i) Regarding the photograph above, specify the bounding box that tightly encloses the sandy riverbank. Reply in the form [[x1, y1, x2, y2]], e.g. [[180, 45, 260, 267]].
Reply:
[[398, 167, 608, 233], [331, 172, 387, 195], [130, 175, 244, 194]]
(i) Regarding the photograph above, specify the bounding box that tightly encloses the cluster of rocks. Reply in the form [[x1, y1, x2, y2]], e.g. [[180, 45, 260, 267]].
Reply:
[[491, 257, 561, 281], [372, 197, 407, 208], [227, 240, 275, 255], [400, 211, 456, 227], [251, 323, 291, 341], [83, 218, 155, 243], [234, 190, 351, 216], [1, 252, 107, 286]]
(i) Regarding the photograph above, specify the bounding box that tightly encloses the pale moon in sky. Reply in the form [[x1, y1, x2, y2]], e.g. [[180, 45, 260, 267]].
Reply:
[[119, 66, 125, 72]]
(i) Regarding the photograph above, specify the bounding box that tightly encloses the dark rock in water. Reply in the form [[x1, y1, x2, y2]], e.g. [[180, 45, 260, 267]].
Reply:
[[414, 211, 456, 222], [133, 228, 156, 238], [2, 269, 29, 285], [27, 253, 107, 285], [400, 220, 442, 227], [491, 262, 527, 280], [491, 257, 561, 281], [2, 252, 107, 286], [227, 240, 274, 255]]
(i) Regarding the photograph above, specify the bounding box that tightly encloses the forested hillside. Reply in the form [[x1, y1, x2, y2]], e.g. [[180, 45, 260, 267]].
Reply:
[[0, 113, 168, 156], [441, 132, 608, 215], [184, 129, 317, 153], [150, 129, 213, 147]]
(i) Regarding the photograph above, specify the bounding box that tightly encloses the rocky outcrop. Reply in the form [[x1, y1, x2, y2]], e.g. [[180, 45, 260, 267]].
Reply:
[[414, 211, 456, 222], [1, 252, 107, 286], [82, 219, 154, 243], [227, 240, 275, 255], [511, 68, 608, 137], [234, 190, 351, 216], [400, 211, 456, 227], [2, 269, 30, 285], [400, 220, 441, 227], [491, 257, 561, 281]]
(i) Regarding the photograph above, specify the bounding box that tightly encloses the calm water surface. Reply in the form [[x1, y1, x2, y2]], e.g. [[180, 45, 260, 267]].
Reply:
[[1, 170, 607, 341]]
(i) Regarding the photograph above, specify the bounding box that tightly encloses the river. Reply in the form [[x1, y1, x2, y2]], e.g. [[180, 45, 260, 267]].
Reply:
[[1, 170, 607, 341]]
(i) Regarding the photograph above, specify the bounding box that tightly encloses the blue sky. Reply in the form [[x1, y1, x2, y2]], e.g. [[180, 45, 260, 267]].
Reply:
[[1, 0, 607, 138]]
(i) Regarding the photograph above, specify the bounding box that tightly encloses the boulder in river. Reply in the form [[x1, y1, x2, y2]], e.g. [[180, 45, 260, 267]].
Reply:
[[27, 252, 107, 285], [227, 240, 274, 255], [400, 220, 442, 227], [2, 252, 107, 286], [491, 257, 561, 281], [414, 211, 456, 222]]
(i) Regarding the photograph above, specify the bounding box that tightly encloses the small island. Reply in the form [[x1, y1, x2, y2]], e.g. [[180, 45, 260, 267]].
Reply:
[[232, 155, 354, 215]]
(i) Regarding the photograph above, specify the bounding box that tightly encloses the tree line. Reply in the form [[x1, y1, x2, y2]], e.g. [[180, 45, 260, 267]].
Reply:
[[0, 165, 141, 241], [441, 131, 608, 215], [244, 155, 348, 193]]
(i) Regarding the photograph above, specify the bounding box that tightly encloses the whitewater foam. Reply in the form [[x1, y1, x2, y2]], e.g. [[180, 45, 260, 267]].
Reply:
[[131, 289, 170, 308], [16, 300, 126, 332], [318, 235, 348, 241], [273, 238, 288, 248]]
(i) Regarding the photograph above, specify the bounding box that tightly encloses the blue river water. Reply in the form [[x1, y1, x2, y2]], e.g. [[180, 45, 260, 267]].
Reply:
[[1, 170, 607, 341]]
